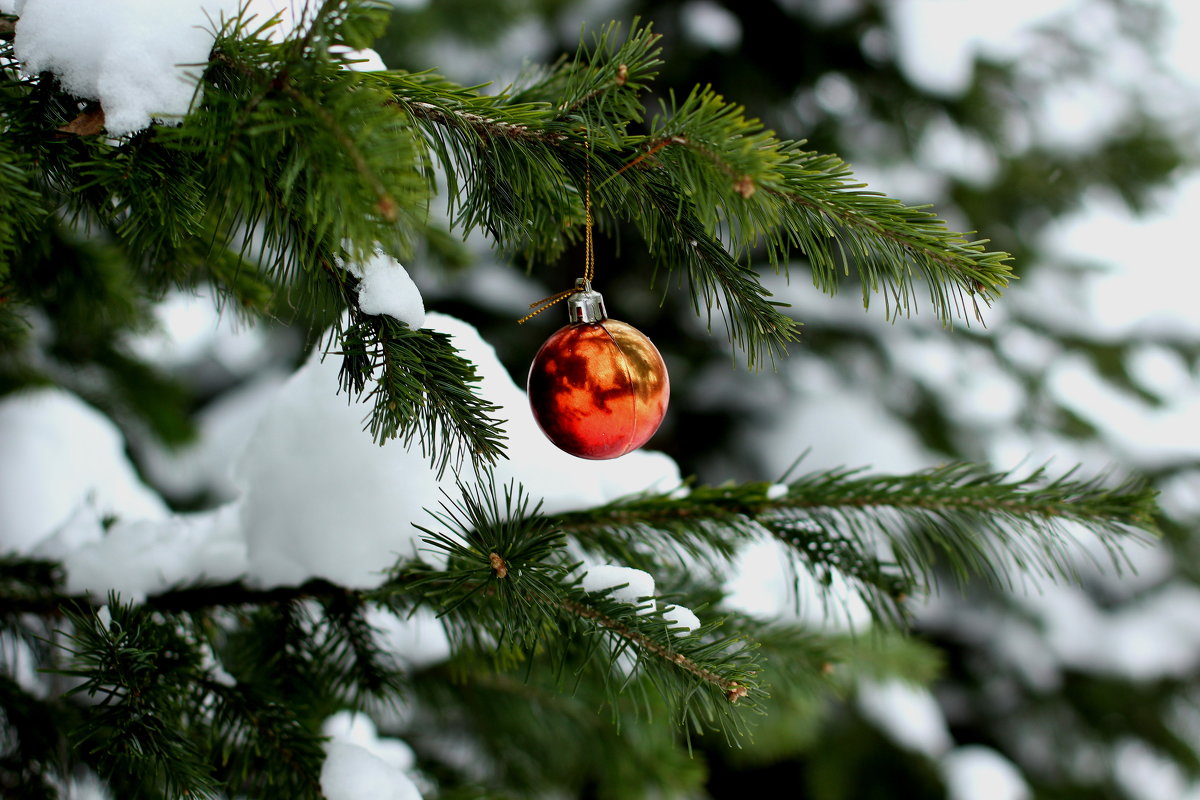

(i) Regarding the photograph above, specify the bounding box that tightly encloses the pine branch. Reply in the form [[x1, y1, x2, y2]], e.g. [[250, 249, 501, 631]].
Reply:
[[153, 24, 507, 473], [4, 9, 503, 474], [0, 462, 1156, 786], [509, 17, 662, 124], [55, 599, 223, 799], [410, 654, 711, 797], [380, 29, 800, 366], [1, 465, 1155, 620], [384, 70, 582, 260], [278, 79, 399, 221], [337, 314, 508, 474], [381, 22, 1011, 367], [0, 672, 73, 799], [732, 624, 942, 761], [0, 555, 65, 609], [557, 596, 749, 703], [203, 682, 326, 799], [632, 86, 1013, 322], [0, 577, 349, 618], [616, 165, 801, 367], [553, 464, 1157, 610], [772, 146, 1011, 322], [780, 463, 1158, 586], [315, 589, 409, 704], [393, 477, 764, 729]]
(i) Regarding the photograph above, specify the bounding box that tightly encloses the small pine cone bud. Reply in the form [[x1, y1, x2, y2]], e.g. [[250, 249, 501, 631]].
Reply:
[[733, 175, 756, 198], [489, 552, 508, 579]]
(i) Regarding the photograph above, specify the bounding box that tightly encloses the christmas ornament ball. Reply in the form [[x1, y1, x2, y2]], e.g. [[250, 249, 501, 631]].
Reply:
[[527, 318, 670, 460]]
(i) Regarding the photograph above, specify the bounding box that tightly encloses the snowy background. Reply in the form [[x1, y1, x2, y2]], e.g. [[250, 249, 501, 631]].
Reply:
[[3, 1, 1200, 799]]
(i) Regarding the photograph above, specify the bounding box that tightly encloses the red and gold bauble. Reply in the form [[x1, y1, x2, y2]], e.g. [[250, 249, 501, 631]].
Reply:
[[527, 283, 669, 460]]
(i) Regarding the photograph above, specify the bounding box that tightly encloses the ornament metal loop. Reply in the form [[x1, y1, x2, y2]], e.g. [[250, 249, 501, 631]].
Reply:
[[567, 277, 607, 324]]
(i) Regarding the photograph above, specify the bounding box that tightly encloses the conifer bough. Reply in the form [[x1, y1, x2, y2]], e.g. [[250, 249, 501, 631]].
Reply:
[[0, 3, 1160, 799]]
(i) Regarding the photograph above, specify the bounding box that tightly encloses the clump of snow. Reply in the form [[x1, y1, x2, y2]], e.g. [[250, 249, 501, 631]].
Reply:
[[1160, 470, 1200, 522], [37, 504, 246, 602], [917, 117, 1000, 187], [746, 357, 936, 479], [322, 711, 416, 773], [349, 253, 426, 328], [330, 45, 387, 71], [766, 483, 789, 500], [11, 0, 379, 137], [857, 679, 953, 758], [1048, 353, 1200, 469], [321, 741, 423, 800], [0, 388, 167, 555], [201, 639, 238, 687], [582, 565, 656, 605], [813, 72, 859, 117], [15, 0, 232, 136], [662, 604, 701, 634], [886, 0, 1077, 96], [941, 746, 1031, 800], [136, 370, 288, 503], [235, 343, 444, 587]]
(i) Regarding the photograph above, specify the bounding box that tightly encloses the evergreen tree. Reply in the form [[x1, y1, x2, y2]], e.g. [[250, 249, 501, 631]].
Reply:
[[0, 2, 1185, 799]]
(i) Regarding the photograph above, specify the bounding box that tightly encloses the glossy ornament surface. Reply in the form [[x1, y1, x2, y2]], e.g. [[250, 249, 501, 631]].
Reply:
[[527, 318, 670, 460]]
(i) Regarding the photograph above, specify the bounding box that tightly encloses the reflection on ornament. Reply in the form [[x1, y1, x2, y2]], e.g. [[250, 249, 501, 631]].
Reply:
[[527, 285, 669, 460]]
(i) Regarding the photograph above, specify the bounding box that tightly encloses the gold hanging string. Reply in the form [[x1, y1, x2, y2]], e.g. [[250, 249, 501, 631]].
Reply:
[[518, 145, 596, 324], [517, 287, 583, 324], [583, 156, 595, 285]]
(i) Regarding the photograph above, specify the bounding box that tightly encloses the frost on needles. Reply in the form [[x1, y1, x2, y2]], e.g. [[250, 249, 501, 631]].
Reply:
[[0, 3, 1160, 799]]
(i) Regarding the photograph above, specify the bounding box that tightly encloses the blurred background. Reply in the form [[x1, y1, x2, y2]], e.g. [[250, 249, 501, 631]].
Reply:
[[112, 0, 1200, 797]]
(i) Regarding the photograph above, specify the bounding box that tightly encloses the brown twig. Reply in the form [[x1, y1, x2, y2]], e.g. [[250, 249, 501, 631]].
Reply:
[[559, 597, 750, 703], [394, 97, 569, 145], [1, 578, 352, 618], [612, 135, 686, 178]]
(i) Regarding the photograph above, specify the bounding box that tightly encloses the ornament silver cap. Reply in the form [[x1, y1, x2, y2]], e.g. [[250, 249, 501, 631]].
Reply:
[[568, 279, 607, 324]]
